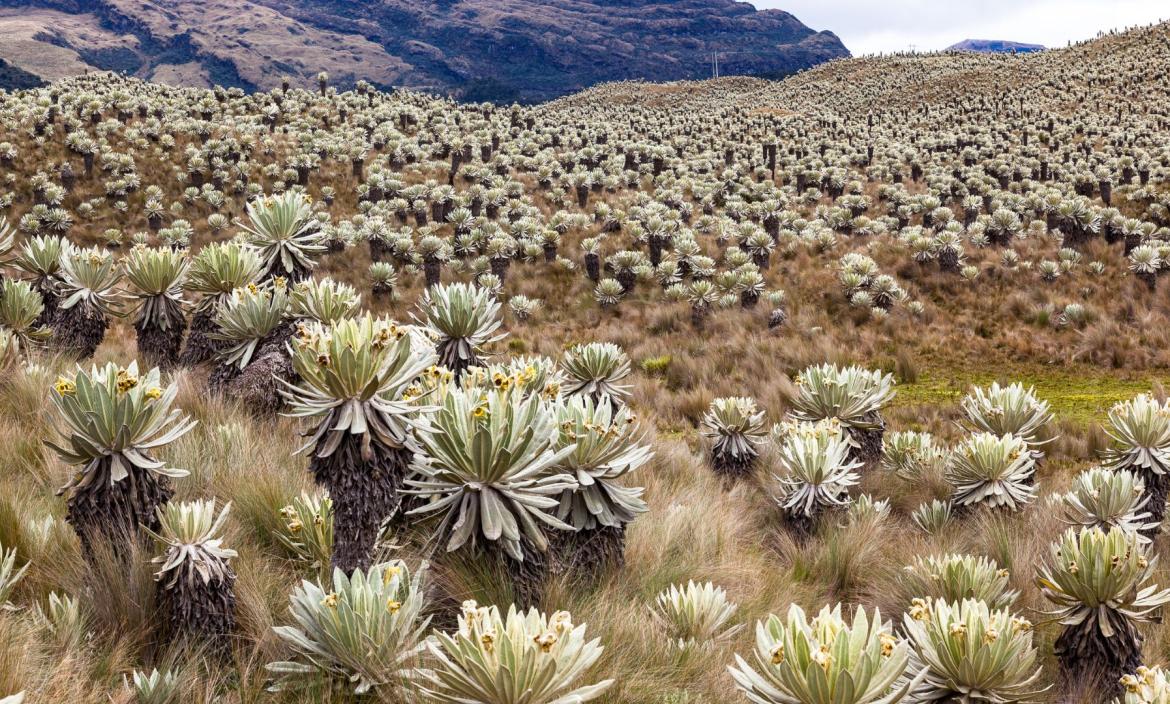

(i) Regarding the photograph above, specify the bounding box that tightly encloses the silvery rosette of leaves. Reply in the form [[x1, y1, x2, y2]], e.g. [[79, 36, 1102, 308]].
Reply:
[[12, 233, 70, 289], [412, 281, 505, 372], [1061, 467, 1157, 541], [772, 419, 863, 517], [1037, 527, 1170, 636], [407, 385, 578, 560], [1103, 395, 1170, 475], [701, 396, 769, 462], [881, 431, 950, 481], [901, 597, 1046, 703], [237, 191, 326, 278], [0, 278, 49, 348], [420, 601, 613, 704], [211, 280, 290, 370], [267, 561, 431, 695], [961, 382, 1056, 458], [1115, 665, 1170, 703], [945, 432, 1037, 510], [652, 580, 742, 650], [788, 363, 895, 443], [146, 499, 237, 590], [461, 355, 565, 400], [729, 603, 926, 704], [552, 393, 651, 530], [57, 245, 123, 318], [281, 315, 437, 458], [901, 553, 1019, 610], [184, 241, 263, 313], [560, 341, 633, 402], [289, 276, 362, 325], [122, 245, 190, 330], [48, 361, 196, 494]]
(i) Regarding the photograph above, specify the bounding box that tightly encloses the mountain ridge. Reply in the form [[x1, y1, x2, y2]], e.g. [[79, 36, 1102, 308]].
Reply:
[[948, 39, 1045, 54], [0, 0, 850, 100]]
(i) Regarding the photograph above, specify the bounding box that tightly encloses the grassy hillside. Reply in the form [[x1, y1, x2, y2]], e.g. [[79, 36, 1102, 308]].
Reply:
[[0, 19, 1168, 704]]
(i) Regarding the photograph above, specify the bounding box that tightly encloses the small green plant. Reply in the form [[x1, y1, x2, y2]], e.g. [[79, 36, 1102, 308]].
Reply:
[[652, 581, 742, 650], [0, 540, 28, 610], [640, 354, 672, 377], [124, 669, 181, 704], [34, 591, 88, 651], [911, 500, 953, 535], [276, 492, 334, 582]]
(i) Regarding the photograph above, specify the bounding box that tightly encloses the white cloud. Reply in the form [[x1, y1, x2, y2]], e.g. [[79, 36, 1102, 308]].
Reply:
[[749, 0, 1169, 54]]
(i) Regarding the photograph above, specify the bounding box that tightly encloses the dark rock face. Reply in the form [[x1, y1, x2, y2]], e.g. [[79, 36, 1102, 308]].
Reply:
[[0, 57, 46, 91], [0, 0, 849, 101]]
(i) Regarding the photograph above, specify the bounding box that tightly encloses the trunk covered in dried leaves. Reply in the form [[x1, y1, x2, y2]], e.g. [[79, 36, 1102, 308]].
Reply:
[[549, 524, 625, 584], [52, 307, 107, 359], [156, 559, 237, 654], [1054, 617, 1142, 701], [310, 433, 412, 575], [63, 456, 173, 556], [179, 307, 223, 367]]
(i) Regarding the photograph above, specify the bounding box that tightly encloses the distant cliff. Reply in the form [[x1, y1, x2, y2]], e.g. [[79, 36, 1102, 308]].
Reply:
[[0, 0, 850, 101]]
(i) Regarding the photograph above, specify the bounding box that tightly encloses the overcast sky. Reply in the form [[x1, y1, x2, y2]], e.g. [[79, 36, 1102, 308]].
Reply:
[[751, 1, 1168, 55]]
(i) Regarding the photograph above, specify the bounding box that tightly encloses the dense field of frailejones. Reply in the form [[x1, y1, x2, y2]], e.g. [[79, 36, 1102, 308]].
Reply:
[[3, 18, 1170, 704]]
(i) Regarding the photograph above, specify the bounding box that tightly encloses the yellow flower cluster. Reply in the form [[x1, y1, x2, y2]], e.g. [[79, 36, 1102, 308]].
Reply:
[[769, 643, 785, 665], [811, 645, 834, 672], [382, 564, 402, 585], [115, 367, 138, 395], [54, 376, 76, 395], [1120, 665, 1163, 697], [908, 598, 929, 621]]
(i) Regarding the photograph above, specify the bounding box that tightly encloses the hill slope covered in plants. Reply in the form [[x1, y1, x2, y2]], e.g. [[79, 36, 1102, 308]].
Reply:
[[0, 19, 1168, 704]]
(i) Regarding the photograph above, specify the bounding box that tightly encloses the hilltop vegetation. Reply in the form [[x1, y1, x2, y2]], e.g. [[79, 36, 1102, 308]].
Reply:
[[0, 18, 1167, 704]]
